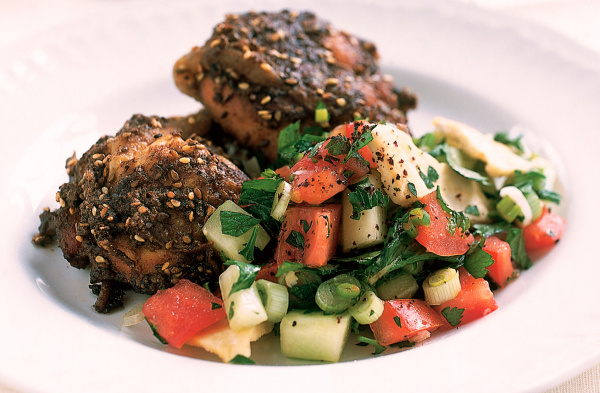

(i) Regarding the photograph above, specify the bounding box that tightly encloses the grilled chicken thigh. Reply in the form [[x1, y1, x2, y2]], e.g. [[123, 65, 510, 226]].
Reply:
[[49, 114, 248, 311], [174, 10, 417, 161]]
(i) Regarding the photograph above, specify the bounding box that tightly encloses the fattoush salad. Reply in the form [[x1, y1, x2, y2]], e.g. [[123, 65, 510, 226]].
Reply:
[[135, 115, 566, 363]]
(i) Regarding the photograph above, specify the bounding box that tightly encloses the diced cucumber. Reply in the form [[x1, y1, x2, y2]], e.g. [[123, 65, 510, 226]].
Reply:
[[219, 265, 268, 331], [202, 200, 270, 262], [226, 285, 268, 331], [280, 310, 351, 362], [340, 173, 388, 253], [376, 273, 419, 301]]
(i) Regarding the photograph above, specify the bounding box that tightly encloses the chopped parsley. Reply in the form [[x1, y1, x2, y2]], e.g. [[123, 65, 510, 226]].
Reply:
[[505, 228, 532, 270], [464, 241, 494, 278], [229, 355, 256, 365], [441, 306, 464, 327], [347, 176, 390, 220], [224, 260, 261, 296], [220, 211, 261, 237], [436, 187, 470, 235], [286, 230, 305, 250], [356, 336, 387, 355], [419, 166, 439, 189], [494, 131, 525, 154], [239, 226, 259, 262], [407, 182, 418, 198]]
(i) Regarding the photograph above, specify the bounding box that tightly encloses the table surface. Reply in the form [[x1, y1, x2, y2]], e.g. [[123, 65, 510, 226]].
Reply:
[[0, 1, 598, 392]]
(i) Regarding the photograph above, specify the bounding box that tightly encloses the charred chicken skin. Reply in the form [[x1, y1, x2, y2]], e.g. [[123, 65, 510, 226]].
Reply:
[[173, 10, 417, 161], [49, 114, 248, 311]]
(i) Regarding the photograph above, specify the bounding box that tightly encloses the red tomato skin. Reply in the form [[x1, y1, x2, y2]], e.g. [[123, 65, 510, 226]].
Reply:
[[523, 208, 566, 251], [255, 261, 280, 283], [289, 136, 369, 205], [370, 299, 445, 346], [344, 121, 377, 169], [483, 235, 514, 288], [433, 267, 498, 330], [275, 204, 341, 267], [290, 156, 347, 205], [142, 279, 226, 348], [415, 191, 474, 256], [274, 165, 292, 182]]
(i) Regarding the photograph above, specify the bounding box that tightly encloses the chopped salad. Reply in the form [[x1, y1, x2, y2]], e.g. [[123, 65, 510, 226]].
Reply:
[[138, 115, 566, 364]]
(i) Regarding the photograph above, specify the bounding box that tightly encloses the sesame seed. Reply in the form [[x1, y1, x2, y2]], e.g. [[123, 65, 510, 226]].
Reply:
[[290, 57, 302, 64], [188, 211, 194, 222], [196, 72, 205, 82], [182, 145, 194, 153], [274, 111, 282, 122], [171, 199, 181, 207], [260, 63, 273, 72], [179, 157, 191, 164], [260, 95, 272, 105], [243, 50, 253, 59], [196, 158, 205, 165], [257, 110, 272, 120], [55, 192, 60, 202], [92, 153, 104, 160], [92, 206, 97, 216], [170, 170, 180, 181], [102, 187, 108, 194], [167, 191, 175, 198], [165, 241, 173, 250], [138, 206, 148, 213], [238, 82, 250, 90], [210, 38, 221, 47], [150, 118, 162, 128], [95, 256, 106, 263], [182, 236, 192, 244], [284, 78, 298, 85], [336, 97, 347, 107], [173, 182, 182, 188], [326, 78, 339, 86], [75, 236, 83, 242], [206, 205, 216, 216], [193, 188, 202, 199], [187, 116, 196, 124], [161, 262, 170, 271], [134, 235, 145, 242]]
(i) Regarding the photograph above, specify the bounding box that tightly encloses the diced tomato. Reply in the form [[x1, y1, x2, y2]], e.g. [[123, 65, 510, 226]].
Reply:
[[275, 204, 341, 267], [369, 299, 446, 346], [483, 235, 514, 288], [255, 261, 281, 283], [344, 121, 377, 169], [142, 279, 226, 348], [433, 267, 498, 330], [289, 136, 369, 205], [415, 191, 474, 256], [522, 208, 566, 251], [289, 155, 348, 205], [275, 165, 292, 181]]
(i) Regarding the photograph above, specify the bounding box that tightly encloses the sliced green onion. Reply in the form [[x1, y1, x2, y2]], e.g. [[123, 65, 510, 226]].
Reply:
[[315, 274, 361, 313], [349, 291, 384, 324], [423, 268, 461, 306], [270, 181, 292, 222], [122, 303, 145, 327], [314, 100, 330, 124], [375, 273, 419, 301], [256, 279, 289, 323], [497, 186, 533, 226], [524, 190, 543, 221], [402, 208, 430, 238]]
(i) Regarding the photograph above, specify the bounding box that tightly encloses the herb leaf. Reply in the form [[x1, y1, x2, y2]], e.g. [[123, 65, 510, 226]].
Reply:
[[286, 230, 305, 250], [464, 241, 494, 278], [224, 260, 261, 296], [494, 131, 525, 154], [356, 336, 387, 355], [347, 176, 389, 220], [238, 178, 282, 238], [407, 182, 418, 198], [436, 187, 470, 235], [441, 306, 464, 327], [505, 228, 532, 270], [472, 222, 512, 237], [239, 226, 259, 262], [443, 144, 491, 185], [220, 211, 261, 237], [275, 261, 305, 277], [343, 124, 375, 165], [229, 355, 256, 365], [419, 166, 439, 189]]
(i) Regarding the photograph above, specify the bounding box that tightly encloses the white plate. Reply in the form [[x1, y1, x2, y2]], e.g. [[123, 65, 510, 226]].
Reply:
[[1, 0, 599, 392]]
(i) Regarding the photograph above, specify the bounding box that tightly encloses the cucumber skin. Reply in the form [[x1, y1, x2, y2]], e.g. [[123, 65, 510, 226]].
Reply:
[[280, 310, 351, 362]]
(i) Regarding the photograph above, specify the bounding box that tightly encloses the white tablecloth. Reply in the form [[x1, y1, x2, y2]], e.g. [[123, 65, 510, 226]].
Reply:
[[0, 1, 598, 392]]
